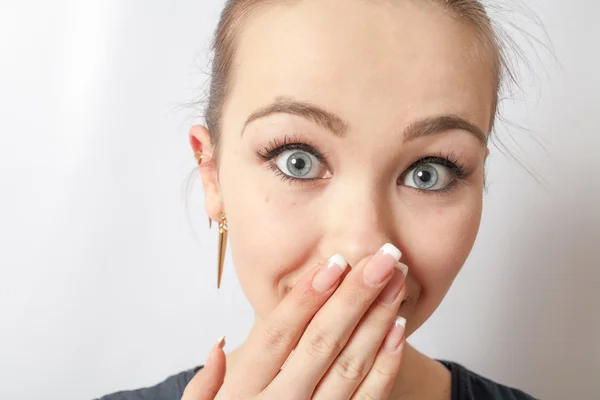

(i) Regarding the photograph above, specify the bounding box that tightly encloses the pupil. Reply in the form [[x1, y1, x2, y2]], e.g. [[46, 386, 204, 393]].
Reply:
[[418, 170, 431, 182], [292, 157, 306, 171]]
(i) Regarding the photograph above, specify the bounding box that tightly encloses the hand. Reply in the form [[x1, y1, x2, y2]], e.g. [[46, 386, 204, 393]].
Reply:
[[182, 243, 408, 400]]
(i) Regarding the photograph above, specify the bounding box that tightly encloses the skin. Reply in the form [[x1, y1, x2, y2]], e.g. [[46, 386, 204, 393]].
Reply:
[[188, 0, 495, 398]]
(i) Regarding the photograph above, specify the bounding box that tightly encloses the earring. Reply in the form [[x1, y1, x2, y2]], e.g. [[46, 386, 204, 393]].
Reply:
[[216, 212, 228, 289], [197, 151, 226, 288], [194, 151, 203, 164]]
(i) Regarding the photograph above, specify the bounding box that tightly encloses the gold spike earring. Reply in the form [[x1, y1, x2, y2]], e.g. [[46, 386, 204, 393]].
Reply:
[[195, 150, 228, 288], [216, 212, 228, 289]]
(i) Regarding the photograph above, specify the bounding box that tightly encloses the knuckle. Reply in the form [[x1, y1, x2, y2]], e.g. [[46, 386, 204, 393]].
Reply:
[[305, 326, 342, 358], [341, 284, 373, 309], [354, 373, 396, 400], [355, 392, 378, 400], [361, 314, 389, 332], [342, 293, 365, 310], [261, 321, 293, 351], [334, 352, 369, 382], [371, 357, 400, 379], [291, 283, 317, 308]]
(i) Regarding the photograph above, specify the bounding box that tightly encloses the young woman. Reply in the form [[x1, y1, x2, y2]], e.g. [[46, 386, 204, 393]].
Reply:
[[101, 0, 537, 398]]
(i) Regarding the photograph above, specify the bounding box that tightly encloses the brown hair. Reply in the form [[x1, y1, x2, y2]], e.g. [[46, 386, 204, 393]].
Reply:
[[203, 0, 514, 157]]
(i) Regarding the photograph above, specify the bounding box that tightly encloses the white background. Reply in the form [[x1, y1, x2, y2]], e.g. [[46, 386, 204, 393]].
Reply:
[[1, 1, 598, 399]]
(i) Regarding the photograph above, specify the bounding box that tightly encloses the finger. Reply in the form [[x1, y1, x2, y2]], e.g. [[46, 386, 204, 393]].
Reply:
[[350, 317, 407, 400], [182, 337, 226, 400], [268, 243, 403, 397], [225, 255, 349, 395], [312, 271, 407, 400]]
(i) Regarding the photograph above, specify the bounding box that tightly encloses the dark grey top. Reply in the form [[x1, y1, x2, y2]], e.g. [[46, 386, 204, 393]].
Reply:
[[96, 361, 537, 400]]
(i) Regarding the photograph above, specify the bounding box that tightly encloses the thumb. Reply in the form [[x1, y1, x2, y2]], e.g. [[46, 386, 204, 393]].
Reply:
[[182, 337, 227, 400]]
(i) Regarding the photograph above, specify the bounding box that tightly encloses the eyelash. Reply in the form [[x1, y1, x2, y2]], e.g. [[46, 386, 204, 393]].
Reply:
[[402, 153, 468, 195], [257, 135, 330, 185], [257, 135, 468, 193], [257, 135, 325, 161]]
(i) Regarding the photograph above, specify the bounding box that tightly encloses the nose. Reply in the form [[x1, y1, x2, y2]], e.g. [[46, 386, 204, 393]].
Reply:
[[319, 180, 397, 267]]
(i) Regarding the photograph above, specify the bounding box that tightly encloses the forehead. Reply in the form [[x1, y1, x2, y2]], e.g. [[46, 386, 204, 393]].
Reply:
[[227, 0, 496, 134]]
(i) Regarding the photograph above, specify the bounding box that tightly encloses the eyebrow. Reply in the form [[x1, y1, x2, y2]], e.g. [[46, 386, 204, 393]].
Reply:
[[242, 96, 348, 137], [402, 115, 488, 145], [241, 97, 487, 145]]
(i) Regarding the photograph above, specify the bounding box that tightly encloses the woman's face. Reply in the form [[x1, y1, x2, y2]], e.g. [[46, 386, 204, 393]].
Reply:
[[196, 0, 495, 336]]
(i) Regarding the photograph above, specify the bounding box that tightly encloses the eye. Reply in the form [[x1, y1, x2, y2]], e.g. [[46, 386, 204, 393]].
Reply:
[[402, 162, 455, 191], [274, 150, 326, 179]]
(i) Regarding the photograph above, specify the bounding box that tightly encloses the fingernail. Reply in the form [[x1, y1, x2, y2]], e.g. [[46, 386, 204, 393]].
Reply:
[[312, 254, 348, 293], [363, 243, 402, 286], [396, 262, 409, 278], [379, 269, 405, 305], [214, 336, 226, 350], [206, 337, 223, 366], [382, 243, 402, 260], [207, 336, 226, 366], [382, 316, 406, 353]]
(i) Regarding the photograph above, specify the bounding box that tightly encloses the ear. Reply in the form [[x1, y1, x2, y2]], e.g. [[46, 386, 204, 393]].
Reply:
[[189, 125, 223, 222]]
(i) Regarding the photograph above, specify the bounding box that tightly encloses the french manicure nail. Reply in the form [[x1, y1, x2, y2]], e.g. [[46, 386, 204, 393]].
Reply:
[[379, 269, 405, 305], [207, 336, 226, 366], [214, 336, 226, 350], [312, 254, 348, 293], [363, 243, 402, 286], [382, 316, 406, 353], [381, 243, 402, 261], [396, 262, 409, 278]]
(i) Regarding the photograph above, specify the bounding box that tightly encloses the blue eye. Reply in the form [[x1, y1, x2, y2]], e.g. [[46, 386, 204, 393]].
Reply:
[[402, 162, 454, 191], [274, 150, 325, 179]]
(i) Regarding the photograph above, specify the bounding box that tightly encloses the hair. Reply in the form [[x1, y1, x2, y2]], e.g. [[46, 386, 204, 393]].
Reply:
[[202, 0, 518, 159]]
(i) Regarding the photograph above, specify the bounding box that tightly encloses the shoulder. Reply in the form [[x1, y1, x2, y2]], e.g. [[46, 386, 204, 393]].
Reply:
[[96, 367, 201, 400], [439, 360, 538, 400]]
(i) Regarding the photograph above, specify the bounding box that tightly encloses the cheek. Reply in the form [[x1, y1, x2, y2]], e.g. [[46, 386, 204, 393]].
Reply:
[[218, 156, 320, 317], [397, 188, 482, 335], [400, 189, 482, 297]]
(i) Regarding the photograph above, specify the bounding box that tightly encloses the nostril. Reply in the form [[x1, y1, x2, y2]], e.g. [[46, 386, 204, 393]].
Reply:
[[400, 292, 409, 306]]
